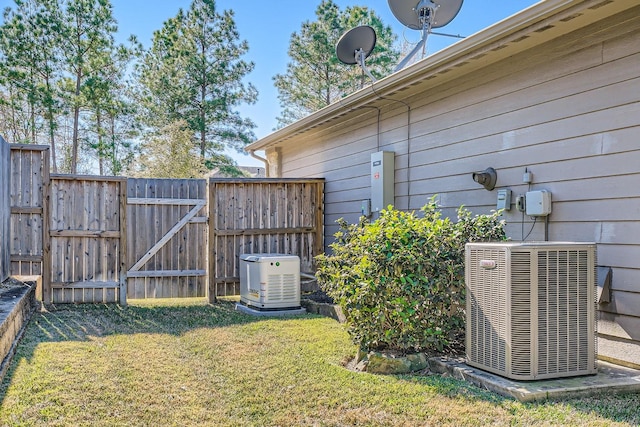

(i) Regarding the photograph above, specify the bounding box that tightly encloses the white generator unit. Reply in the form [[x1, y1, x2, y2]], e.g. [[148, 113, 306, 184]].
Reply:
[[465, 242, 597, 380], [239, 254, 301, 310]]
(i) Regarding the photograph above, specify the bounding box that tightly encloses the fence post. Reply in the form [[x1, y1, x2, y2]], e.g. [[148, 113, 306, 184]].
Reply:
[[0, 137, 9, 283], [314, 181, 325, 265], [208, 179, 217, 303], [41, 148, 51, 304], [119, 179, 127, 306]]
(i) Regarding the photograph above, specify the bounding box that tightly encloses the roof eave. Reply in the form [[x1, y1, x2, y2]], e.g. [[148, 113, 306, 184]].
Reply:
[[246, 0, 629, 152]]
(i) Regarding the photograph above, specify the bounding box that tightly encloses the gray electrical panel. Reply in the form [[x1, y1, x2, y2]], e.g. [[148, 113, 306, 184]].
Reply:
[[371, 151, 395, 214], [497, 189, 512, 211]]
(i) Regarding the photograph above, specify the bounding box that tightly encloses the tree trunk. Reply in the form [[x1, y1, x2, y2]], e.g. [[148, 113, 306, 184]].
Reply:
[[8, 86, 19, 143], [200, 40, 206, 159], [71, 67, 81, 174], [48, 113, 58, 174], [110, 114, 118, 175], [97, 109, 104, 176], [30, 105, 36, 144], [200, 85, 206, 159], [45, 75, 58, 173], [29, 67, 36, 143], [324, 66, 331, 106]]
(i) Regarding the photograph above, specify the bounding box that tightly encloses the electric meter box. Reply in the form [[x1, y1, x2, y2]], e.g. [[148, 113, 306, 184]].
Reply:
[[371, 151, 395, 213]]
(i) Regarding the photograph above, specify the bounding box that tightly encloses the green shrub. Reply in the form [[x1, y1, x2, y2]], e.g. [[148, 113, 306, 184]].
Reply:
[[316, 199, 506, 353]]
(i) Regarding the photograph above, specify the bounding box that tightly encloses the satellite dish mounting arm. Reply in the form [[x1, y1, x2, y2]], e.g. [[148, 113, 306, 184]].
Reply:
[[394, 0, 436, 72], [391, 0, 465, 72], [355, 48, 377, 83], [394, 33, 429, 72]]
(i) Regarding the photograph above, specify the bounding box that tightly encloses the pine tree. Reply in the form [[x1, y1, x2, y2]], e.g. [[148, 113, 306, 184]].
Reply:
[[136, 0, 257, 174], [84, 38, 140, 175], [58, 0, 120, 174], [273, 0, 399, 128], [135, 11, 190, 131], [134, 120, 207, 178], [0, 0, 138, 174], [0, 0, 62, 167]]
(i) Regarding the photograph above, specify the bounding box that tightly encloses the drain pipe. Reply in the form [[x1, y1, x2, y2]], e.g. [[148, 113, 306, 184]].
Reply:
[[248, 150, 270, 177]]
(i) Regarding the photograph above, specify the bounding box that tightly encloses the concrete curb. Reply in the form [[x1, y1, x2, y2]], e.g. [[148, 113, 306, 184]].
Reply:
[[429, 356, 640, 402]]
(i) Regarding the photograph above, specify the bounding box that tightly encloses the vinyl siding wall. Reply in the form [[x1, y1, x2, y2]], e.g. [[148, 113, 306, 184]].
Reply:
[[276, 7, 640, 364]]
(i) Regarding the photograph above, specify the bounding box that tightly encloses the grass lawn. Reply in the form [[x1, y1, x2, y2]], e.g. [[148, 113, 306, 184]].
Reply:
[[1, 299, 638, 426]]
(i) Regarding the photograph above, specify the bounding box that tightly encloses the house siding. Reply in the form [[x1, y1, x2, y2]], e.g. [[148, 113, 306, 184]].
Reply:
[[276, 6, 640, 365]]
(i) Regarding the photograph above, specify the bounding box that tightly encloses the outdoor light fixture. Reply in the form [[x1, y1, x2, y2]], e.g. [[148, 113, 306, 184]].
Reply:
[[472, 167, 497, 191]]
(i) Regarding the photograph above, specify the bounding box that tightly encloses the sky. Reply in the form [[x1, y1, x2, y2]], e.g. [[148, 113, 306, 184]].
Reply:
[[3, 0, 541, 166]]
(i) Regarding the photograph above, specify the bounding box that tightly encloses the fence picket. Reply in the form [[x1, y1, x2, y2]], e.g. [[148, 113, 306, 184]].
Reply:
[[208, 179, 324, 300], [48, 176, 125, 303]]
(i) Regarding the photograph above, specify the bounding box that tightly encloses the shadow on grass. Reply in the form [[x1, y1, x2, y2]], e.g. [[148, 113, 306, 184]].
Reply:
[[0, 299, 275, 395], [3, 299, 639, 426], [29, 299, 273, 343]]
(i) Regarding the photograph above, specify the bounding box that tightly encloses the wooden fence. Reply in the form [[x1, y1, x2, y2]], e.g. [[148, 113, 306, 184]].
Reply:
[[126, 178, 208, 299], [5, 144, 324, 304], [8, 145, 49, 283], [0, 137, 9, 282], [209, 179, 324, 299], [49, 175, 126, 304]]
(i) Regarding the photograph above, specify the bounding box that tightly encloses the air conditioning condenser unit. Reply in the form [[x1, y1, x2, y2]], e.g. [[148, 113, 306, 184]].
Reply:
[[239, 254, 301, 310], [465, 242, 597, 380]]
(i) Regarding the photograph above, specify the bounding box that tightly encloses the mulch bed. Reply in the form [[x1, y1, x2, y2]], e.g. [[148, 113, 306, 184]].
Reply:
[[301, 290, 334, 304], [0, 277, 31, 301]]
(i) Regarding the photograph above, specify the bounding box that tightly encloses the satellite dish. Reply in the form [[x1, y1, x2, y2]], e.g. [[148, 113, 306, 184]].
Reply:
[[388, 0, 463, 30], [336, 25, 377, 83], [389, 0, 464, 71]]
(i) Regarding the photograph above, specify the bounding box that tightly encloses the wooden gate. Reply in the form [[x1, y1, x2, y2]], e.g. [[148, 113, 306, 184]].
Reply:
[[48, 175, 126, 304], [126, 178, 208, 299], [209, 178, 324, 299]]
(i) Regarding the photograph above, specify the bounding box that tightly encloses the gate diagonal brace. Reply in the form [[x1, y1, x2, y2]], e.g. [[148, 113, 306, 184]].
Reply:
[[128, 200, 206, 273]]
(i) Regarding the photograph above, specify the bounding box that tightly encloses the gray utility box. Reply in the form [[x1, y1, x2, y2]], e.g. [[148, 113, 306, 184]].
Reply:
[[371, 151, 395, 214]]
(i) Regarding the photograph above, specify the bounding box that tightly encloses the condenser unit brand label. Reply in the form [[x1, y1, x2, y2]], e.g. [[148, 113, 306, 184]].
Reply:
[[479, 260, 497, 269]]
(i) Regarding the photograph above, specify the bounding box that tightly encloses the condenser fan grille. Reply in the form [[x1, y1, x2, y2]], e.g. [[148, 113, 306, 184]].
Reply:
[[537, 250, 594, 375], [510, 252, 532, 377], [467, 248, 507, 373]]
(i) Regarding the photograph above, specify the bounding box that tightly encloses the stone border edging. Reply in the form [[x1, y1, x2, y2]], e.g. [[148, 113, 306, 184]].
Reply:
[[300, 299, 346, 323], [0, 280, 37, 383]]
